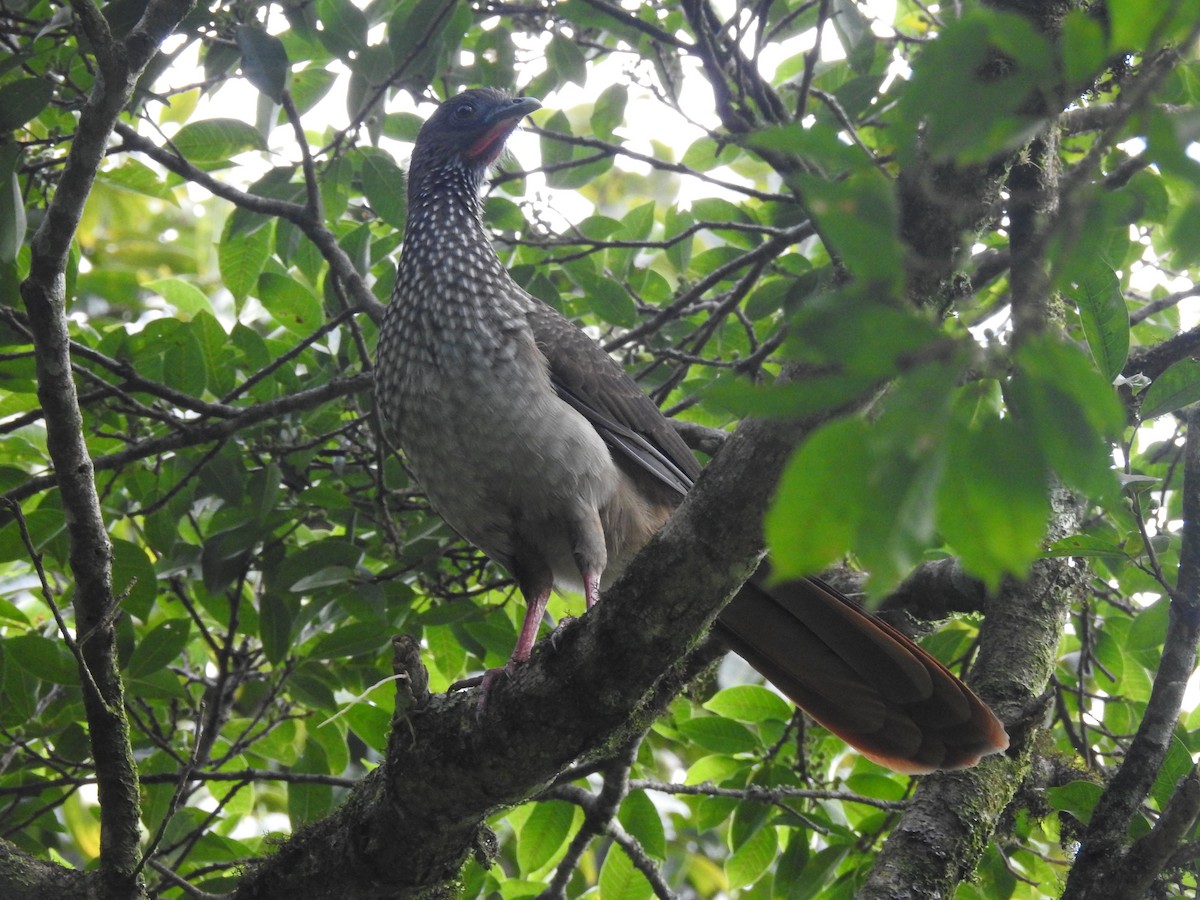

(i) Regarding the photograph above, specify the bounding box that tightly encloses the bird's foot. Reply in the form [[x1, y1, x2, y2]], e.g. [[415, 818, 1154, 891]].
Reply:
[[549, 615, 577, 651], [448, 673, 484, 691]]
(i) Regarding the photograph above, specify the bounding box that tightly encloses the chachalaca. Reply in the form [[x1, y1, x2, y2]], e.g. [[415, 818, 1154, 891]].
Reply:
[[374, 88, 1008, 773]]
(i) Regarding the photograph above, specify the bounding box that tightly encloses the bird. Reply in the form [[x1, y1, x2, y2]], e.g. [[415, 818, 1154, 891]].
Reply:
[[373, 88, 1009, 773]]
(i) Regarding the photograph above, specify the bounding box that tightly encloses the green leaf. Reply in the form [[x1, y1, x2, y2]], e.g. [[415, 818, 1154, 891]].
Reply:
[[591, 83, 627, 139], [0, 144, 26, 263], [288, 741, 333, 826], [172, 118, 268, 163], [1061, 9, 1109, 89], [236, 25, 290, 102], [766, 418, 871, 579], [343, 702, 391, 753], [547, 33, 587, 87], [220, 216, 274, 305], [796, 170, 901, 284], [0, 77, 55, 132], [6, 634, 78, 684], [1046, 780, 1104, 824], [896, 11, 1052, 163], [684, 754, 744, 786], [517, 800, 575, 874], [257, 271, 325, 334], [704, 685, 793, 723], [1068, 265, 1129, 381], [937, 413, 1050, 589], [100, 158, 178, 204], [1141, 358, 1200, 420], [1010, 337, 1125, 501], [618, 790, 666, 860], [289, 66, 338, 115], [360, 150, 407, 228], [586, 278, 637, 327], [725, 820, 777, 890], [111, 538, 159, 620], [599, 844, 652, 900], [308, 623, 389, 660], [128, 619, 191, 677], [259, 592, 295, 665], [144, 277, 216, 320], [677, 716, 760, 754], [1108, 0, 1198, 52], [316, 0, 367, 56]]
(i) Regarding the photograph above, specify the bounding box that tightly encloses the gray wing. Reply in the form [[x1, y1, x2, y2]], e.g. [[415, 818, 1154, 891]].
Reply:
[[523, 302, 701, 498]]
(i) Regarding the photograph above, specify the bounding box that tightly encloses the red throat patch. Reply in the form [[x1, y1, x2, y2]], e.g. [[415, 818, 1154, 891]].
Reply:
[[466, 119, 522, 164]]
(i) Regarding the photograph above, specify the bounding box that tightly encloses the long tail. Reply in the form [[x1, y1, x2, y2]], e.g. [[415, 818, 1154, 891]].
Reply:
[[714, 574, 1009, 773]]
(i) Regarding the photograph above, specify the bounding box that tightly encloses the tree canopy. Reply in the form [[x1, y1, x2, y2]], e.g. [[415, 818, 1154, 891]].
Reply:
[[3, 0, 1200, 897]]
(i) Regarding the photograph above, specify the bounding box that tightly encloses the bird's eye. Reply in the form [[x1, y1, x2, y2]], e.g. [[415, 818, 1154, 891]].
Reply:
[[453, 103, 475, 120]]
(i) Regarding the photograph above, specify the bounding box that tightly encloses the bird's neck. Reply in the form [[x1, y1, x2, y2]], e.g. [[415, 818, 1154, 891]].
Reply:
[[388, 166, 527, 363]]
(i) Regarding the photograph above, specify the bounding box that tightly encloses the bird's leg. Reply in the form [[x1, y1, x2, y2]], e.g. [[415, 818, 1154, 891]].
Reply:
[[583, 569, 601, 610], [513, 586, 551, 662]]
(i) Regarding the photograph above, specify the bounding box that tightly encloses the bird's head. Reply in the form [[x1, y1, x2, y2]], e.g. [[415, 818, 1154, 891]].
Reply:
[[408, 88, 541, 194]]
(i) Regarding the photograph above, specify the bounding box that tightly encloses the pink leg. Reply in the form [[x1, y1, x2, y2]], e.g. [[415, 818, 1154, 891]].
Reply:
[[477, 587, 551, 714], [513, 586, 551, 662], [583, 570, 601, 611]]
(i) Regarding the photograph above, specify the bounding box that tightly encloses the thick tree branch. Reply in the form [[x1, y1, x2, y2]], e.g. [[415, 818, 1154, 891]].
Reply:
[[859, 484, 1087, 899]]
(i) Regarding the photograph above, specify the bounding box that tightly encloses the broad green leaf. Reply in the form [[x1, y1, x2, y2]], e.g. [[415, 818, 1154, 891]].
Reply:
[[547, 33, 587, 87], [586, 278, 637, 327], [111, 538, 159, 620], [1108, 0, 1199, 52], [704, 685, 793, 724], [360, 150, 407, 228], [100, 158, 178, 203], [1010, 338, 1124, 501], [257, 271, 324, 335], [289, 66, 337, 115], [259, 592, 295, 665], [591, 82, 627, 139], [1061, 10, 1108, 89], [896, 10, 1052, 163], [1141, 358, 1200, 420], [766, 418, 871, 579], [796, 170, 901, 284], [144, 277, 216, 320], [0, 144, 26, 263], [684, 754, 744, 786], [677, 716, 760, 754], [288, 741, 333, 826], [937, 413, 1050, 589], [1068, 265, 1129, 381], [517, 800, 575, 874], [618, 790, 666, 860], [598, 845, 652, 900], [725, 821, 777, 890], [172, 118, 268, 162], [0, 77, 55, 132], [128, 619, 191, 677], [6, 634, 78, 684], [1046, 780, 1104, 824], [236, 25, 290, 102], [343, 702, 391, 754], [316, 0, 367, 56], [220, 211, 273, 307], [308, 622, 390, 660]]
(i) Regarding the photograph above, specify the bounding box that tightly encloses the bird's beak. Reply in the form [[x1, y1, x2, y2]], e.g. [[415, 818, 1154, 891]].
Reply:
[[485, 96, 542, 126]]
